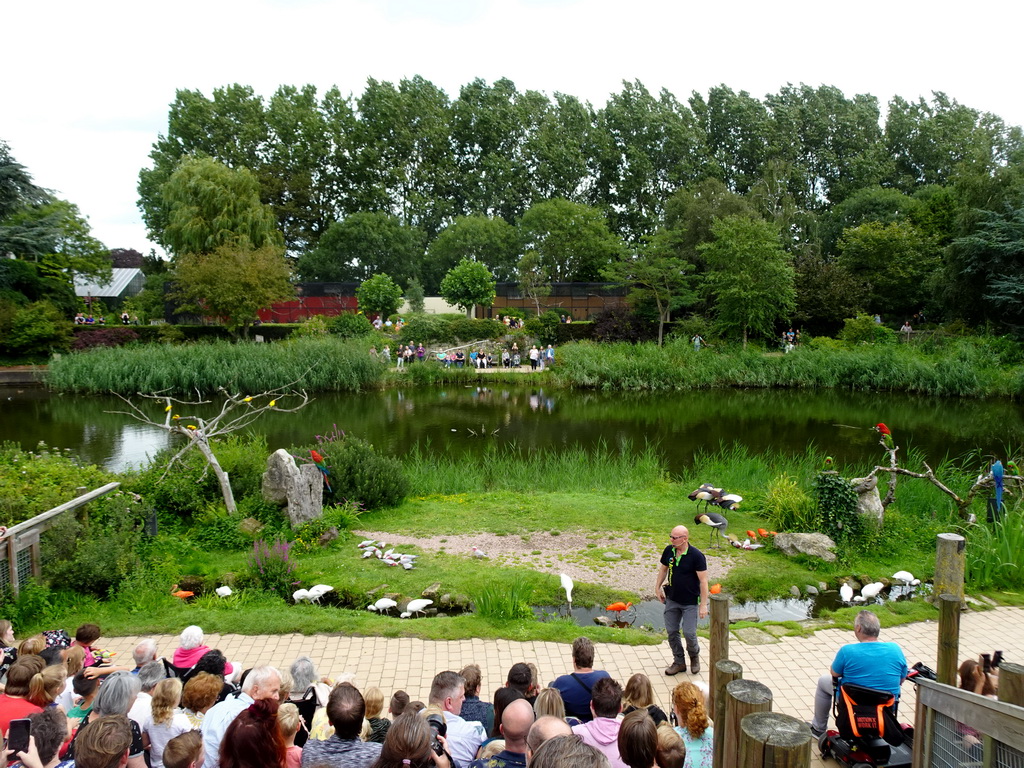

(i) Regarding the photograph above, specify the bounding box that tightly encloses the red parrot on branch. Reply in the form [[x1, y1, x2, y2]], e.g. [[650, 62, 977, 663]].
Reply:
[[309, 449, 332, 493]]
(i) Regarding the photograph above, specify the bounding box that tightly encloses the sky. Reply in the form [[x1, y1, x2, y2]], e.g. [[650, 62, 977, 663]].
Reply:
[[4, 0, 1022, 257]]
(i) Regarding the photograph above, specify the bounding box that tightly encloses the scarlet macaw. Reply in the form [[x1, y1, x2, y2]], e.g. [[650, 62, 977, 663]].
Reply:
[[310, 449, 332, 493]]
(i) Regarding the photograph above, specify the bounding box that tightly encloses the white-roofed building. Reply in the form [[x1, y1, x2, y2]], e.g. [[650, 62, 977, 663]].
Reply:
[[73, 268, 146, 307]]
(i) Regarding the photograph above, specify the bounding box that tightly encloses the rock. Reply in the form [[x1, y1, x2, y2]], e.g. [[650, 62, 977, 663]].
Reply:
[[850, 474, 884, 527], [422, 582, 442, 598], [773, 533, 838, 563], [732, 627, 779, 645], [805, 585, 819, 595], [602, 552, 621, 560], [818, 582, 828, 592], [239, 517, 264, 537], [261, 449, 324, 527], [594, 616, 611, 626], [729, 610, 760, 623], [789, 585, 801, 597]]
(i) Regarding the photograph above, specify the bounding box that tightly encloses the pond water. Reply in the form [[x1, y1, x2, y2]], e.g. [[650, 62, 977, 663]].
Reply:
[[1, 385, 1022, 472]]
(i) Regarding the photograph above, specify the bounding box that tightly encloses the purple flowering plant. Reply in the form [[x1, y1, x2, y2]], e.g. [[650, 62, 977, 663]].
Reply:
[[245, 538, 299, 599]]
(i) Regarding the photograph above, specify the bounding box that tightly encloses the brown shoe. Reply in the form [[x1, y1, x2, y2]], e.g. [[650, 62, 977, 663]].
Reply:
[[690, 656, 701, 674], [665, 662, 686, 676]]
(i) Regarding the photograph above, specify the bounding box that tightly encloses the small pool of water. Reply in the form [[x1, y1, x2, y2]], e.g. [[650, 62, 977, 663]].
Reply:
[[534, 585, 923, 628]]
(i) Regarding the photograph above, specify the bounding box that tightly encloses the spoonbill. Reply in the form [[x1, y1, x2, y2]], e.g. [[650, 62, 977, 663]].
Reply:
[[892, 571, 920, 586]]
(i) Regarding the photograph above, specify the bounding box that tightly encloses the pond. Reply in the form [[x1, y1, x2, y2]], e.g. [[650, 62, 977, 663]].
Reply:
[[1, 385, 1022, 472]]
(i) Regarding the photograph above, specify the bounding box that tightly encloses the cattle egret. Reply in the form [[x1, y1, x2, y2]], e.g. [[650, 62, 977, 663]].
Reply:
[[560, 573, 574, 607], [293, 589, 311, 603], [215, 586, 232, 598]]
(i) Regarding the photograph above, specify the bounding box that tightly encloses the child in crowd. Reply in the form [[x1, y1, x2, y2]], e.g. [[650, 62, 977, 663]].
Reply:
[[364, 687, 390, 743], [672, 681, 713, 768], [278, 702, 303, 768], [66, 671, 98, 728], [389, 689, 410, 718]]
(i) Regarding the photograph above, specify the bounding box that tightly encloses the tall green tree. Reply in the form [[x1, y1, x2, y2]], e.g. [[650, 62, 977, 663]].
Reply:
[[836, 221, 936, 317], [356, 273, 403, 318], [699, 216, 796, 347], [297, 212, 423, 286], [174, 241, 292, 338], [518, 199, 625, 282], [439, 258, 496, 317], [161, 156, 282, 257], [603, 230, 696, 345], [424, 215, 519, 293], [946, 207, 1024, 329]]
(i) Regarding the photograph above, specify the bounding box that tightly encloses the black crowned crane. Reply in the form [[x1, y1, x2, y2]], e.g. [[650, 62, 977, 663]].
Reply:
[[688, 484, 723, 513], [694, 512, 728, 548]]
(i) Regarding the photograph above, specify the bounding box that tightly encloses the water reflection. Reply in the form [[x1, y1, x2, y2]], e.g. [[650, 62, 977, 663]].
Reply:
[[1, 385, 1022, 472]]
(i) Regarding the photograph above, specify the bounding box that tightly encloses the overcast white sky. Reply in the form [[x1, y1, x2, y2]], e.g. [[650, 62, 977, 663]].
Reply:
[[4, 0, 1021, 256]]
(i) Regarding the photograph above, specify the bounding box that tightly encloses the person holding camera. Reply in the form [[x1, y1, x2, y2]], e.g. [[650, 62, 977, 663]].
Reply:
[[423, 671, 486, 768], [301, 683, 381, 768], [370, 712, 450, 768]]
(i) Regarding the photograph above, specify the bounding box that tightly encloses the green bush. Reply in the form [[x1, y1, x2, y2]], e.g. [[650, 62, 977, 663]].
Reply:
[[524, 311, 561, 344], [291, 315, 330, 339], [813, 471, 862, 550], [299, 431, 408, 511], [839, 315, 897, 346], [239, 539, 297, 600], [1, 301, 73, 356], [761, 475, 816, 531], [327, 313, 373, 338], [192, 503, 252, 550]]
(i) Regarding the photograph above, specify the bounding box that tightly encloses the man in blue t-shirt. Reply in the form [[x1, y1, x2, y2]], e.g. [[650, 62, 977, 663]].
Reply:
[[809, 610, 908, 738], [549, 637, 610, 723], [655, 525, 709, 675]]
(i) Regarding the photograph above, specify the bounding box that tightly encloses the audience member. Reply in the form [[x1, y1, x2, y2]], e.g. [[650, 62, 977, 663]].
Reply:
[[202, 665, 280, 768], [550, 638, 610, 722], [132, 639, 160, 672], [19, 707, 69, 768], [301, 682, 381, 768], [220, 698, 285, 768], [526, 715, 572, 754], [530, 735, 610, 768], [128, 660, 167, 731], [289, 656, 330, 706], [67, 670, 100, 727], [426, 671, 485, 767], [389, 690, 410, 718], [175, 627, 236, 680], [191, 650, 235, 701], [163, 731, 205, 768], [489, 687, 526, 738], [654, 723, 685, 768], [468, 697, 532, 768], [532, 688, 566, 722], [671, 682, 712, 768], [278, 702, 303, 768], [71, 624, 102, 667], [0, 656, 46, 732], [572, 677, 626, 768], [369, 711, 449, 768], [459, 664, 494, 735], [622, 675, 668, 726], [505, 664, 532, 699], [74, 714, 135, 768], [364, 686, 390, 744], [146, 678, 192, 768], [27, 663, 68, 709], [56, 646, 86, 711], [69, 671, 146, 768], [182, 672, 223, 727], [618, 709, 658, 768], [19, 635, 46, 657]]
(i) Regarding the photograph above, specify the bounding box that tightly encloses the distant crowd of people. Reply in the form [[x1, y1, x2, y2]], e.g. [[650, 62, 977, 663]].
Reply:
[[0, 625, 711, 768]]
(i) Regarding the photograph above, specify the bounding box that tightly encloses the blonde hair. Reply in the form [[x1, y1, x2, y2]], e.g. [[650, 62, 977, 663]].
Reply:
[[18, 635, 45, 656], [364, 687, 384, 719], [278, 702, 301, 738], [28, 664, 68, 707], [65, 646, 86, 676], [672, 682, 710, 739], [655, 722, 686, 768], [533, 688, 566, 720], [151, 678, 184, 726], [478, 740, 506, 760], [278, 670, 293, 701], [623, 673, 657, 710]]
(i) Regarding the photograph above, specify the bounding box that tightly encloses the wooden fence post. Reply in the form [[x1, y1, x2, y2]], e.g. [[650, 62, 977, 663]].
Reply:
[[998, 662, 1024, 706], [934, 533, 965, 606], [936, 594, 961, 685], [721, 679, 773, 768], [738, 712, 811, 768], [713, 660, 743, 768], [709, 593, 730, 714]]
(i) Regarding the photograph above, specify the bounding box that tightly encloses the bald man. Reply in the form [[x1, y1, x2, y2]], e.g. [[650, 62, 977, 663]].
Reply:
[[527, 715, 572, 754], [655, 525, 709, 675], [468, 697, 534, 768]]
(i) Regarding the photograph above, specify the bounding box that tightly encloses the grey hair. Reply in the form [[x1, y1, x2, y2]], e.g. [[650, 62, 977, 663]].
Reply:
[[94, 671, 142, 716], [242, 665, 280, 694], [133, 639, 158, 667], [137, 660, 167, 692], [855, 610, 881, 638], [179, 625, 204, 650], [289, 656, 318, 692], [531, 735, 612, 768]]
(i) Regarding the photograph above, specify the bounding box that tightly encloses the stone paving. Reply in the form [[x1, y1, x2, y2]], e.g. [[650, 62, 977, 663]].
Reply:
[[100, 607, 1024, 766]]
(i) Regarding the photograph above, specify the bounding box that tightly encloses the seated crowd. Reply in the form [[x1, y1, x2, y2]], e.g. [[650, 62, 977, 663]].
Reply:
[[0, 627, 713, 768]]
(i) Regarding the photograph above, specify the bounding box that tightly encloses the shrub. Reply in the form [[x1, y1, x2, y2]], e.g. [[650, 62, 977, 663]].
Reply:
[[70, 327, 140, 351], [192, 503, 251, 550], [813, 471, 862, 549], [241, 539, 298, 600], [1, 301, 73, 356], [291, 315, 330, 339], [300, 429, 408, 511], [591, 306, 657, 343], [839, 315, 897, 346], [327, 312, 373, 338], [761, 475, 816, 531], [524, 310, 561, 344]]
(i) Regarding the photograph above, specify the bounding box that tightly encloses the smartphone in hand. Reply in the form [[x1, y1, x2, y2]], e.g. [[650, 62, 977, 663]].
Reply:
[[7, 718, 30, 754]]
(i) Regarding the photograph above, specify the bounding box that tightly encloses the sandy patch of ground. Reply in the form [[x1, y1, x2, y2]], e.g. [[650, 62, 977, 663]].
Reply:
[[353, 529, 732, 599]]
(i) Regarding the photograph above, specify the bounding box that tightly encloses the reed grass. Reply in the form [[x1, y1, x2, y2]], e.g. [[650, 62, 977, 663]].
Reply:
[[553, 339, 1021, 398], [472, 575, 535, 620], [46, 337, 386, 394], [965, 505, 1024, 589]]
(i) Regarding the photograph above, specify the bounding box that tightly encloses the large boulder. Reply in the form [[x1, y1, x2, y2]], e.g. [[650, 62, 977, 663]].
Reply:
[[774, 532, 838, 563], [850, 474, 884, 527], [262, 449, 323, 527]]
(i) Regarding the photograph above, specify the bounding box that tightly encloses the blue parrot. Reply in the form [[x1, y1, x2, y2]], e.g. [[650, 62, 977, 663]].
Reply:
[[993, 459, 1005, 511]]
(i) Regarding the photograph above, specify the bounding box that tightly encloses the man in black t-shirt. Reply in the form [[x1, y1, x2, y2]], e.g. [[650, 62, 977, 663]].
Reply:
[[655, 525, 709, 675]]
